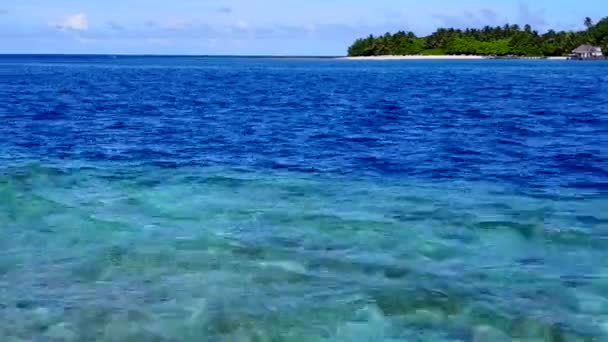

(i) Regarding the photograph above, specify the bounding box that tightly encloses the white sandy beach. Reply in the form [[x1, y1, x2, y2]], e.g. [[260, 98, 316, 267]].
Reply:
[[341, 55, 487, 60], [341, 55, 570, 60]]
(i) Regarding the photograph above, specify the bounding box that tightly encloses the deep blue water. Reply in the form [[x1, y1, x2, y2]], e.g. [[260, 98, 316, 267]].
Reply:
[[0, 56, 607, 341]]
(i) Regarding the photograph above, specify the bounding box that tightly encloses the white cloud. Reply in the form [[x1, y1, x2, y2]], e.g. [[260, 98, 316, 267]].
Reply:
[[235, 20, 249, 31], [57, 13, 89, 31]]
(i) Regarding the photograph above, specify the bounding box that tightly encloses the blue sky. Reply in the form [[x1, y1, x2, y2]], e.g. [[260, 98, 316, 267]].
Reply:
[[1, 0, 606, 55]]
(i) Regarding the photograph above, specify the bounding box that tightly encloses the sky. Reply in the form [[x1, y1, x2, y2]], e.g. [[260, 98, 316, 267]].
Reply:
[[0, 0, 606, 55]]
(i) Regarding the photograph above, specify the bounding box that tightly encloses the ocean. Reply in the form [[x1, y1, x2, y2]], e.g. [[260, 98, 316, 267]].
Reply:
[[0, 55, 607, 341]]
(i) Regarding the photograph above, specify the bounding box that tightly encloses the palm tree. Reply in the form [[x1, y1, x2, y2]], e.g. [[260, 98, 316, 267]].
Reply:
[[584, 17, 594, 29]]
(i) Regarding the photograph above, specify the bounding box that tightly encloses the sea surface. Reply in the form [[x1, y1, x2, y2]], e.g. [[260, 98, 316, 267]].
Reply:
[[0, 55, 607, 341]]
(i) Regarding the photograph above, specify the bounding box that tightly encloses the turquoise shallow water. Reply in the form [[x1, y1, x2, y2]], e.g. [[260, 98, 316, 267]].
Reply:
[[1, 163, 607, 341]]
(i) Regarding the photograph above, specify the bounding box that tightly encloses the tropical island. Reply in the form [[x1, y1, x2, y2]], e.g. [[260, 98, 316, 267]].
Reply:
[[347, 17, 608, 58]]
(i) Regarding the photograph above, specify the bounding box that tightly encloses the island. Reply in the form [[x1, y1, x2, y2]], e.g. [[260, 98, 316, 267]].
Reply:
[[346, 17, 608, 59]]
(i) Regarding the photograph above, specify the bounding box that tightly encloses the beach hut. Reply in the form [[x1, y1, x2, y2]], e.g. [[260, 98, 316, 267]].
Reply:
[[570, 45, 603, 59]]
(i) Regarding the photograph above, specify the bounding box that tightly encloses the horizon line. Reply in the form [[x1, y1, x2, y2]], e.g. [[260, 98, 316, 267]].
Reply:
[[0, 53, 345, 58]]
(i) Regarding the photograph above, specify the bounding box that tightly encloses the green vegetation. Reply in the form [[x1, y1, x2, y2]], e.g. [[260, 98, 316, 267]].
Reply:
[[419, 49, 446, 55], [347, 17, 608, 57]]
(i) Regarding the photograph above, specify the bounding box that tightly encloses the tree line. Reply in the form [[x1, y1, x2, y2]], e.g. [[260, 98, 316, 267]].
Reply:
[[347, 17, 608, 57]]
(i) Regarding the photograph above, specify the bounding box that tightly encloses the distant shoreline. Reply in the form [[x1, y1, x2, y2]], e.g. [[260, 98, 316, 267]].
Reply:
[[0, 54, 571, 61], [340, 55, 569, 61]]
